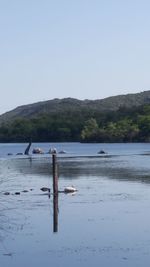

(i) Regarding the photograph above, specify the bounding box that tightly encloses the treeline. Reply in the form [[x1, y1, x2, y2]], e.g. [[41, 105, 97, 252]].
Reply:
[[0, 105, 150, 143]]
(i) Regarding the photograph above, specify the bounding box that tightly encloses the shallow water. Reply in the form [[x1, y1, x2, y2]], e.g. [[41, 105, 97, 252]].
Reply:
[[0, 143, 150, 267]]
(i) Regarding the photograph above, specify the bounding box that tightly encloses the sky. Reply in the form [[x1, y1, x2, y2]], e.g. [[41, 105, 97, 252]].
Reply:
[[0, 0, 150, 114]]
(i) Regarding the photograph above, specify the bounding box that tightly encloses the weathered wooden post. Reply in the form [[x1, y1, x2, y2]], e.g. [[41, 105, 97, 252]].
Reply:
[[52, 153, 58, 195]]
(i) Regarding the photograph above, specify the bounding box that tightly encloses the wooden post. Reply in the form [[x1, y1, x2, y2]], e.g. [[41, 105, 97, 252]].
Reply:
[[52, 153, 58, 195]]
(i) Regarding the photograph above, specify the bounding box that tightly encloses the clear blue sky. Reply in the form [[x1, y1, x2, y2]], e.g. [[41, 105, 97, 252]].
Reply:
[[0, 0, 150, 114]]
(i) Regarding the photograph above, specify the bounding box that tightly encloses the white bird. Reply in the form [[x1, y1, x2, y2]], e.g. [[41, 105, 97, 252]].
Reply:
[[64, 186, 77, 193]]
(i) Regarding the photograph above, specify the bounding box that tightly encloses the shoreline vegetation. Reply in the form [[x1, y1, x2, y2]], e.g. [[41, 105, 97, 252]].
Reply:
[[0, 104, 149, 143]]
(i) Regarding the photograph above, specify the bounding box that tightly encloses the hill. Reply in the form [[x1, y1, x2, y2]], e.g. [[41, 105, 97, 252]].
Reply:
[[0, 90, 150, 143], [0, 90, 150, 123]]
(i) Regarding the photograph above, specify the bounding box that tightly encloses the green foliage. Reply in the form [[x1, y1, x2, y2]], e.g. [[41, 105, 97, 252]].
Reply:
[[81, 118, 99, 142], [138, 115, 150, 141], [0, 104, 150, 143]]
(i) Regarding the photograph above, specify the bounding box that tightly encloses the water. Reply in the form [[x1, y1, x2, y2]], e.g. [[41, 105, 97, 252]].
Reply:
[[0, 142, 150, 267]]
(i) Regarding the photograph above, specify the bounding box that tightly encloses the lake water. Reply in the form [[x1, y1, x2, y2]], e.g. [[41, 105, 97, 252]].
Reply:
[[0, 142, 150, 267]]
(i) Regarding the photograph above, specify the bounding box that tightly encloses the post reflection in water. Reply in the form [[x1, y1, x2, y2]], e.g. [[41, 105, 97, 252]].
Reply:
[[53, 193, 58, 233], [52, 153, 59, 233]]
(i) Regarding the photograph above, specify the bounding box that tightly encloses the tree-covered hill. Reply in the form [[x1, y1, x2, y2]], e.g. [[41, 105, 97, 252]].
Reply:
[[0, 90, 150, 123], [0, 91, 150, 143]]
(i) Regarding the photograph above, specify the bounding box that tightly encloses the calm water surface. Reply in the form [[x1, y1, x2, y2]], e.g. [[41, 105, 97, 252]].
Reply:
[[0, 142, 150, 267]]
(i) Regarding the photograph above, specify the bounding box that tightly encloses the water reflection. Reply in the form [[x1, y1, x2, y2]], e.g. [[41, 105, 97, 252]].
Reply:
[[1, 151, 150, 266], [53, 193, 58, 233], [8, 154, 150, 185]]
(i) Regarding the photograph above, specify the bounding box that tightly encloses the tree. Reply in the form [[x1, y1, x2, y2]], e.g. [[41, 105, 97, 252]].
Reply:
[[81, 118, 99, 142]]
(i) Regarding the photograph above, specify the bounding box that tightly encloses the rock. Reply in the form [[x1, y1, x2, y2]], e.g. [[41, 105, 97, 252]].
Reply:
[[58, 150, 67, 154], [64, 186, 77, 193], [4, 192, 10, 195], [40, 187, 51, 192], [32, 148, 44, 154], [98, 150, 106, 154], [49, 148, 57, 154], [22, 190, 28, 193]]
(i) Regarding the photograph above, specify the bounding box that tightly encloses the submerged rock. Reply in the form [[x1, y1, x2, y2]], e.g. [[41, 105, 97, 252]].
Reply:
[[49, 148, 57, 154], [98, 150, 106, 154], [58, 150, 67, 154], [32, 148, 44, 154], [64, 186, 77, 193], [4, 192, 10, 195], [40, 187, 51, 192]]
